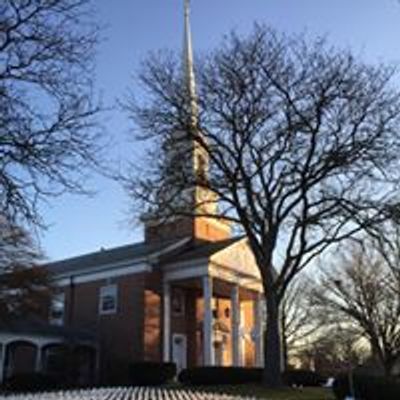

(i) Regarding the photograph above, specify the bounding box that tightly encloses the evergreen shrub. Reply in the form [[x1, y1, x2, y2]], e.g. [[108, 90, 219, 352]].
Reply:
[[332, 373, 400, 400], [130, 362, 177, 385]]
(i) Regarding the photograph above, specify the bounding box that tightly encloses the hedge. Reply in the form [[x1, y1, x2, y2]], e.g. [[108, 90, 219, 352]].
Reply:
[[2, 373, 65, 393], [179, 367, 262, 385], [130, 362, 177, 386], [283, 369, 327, 387], [332, 373, 400, 400], [178, 367, 325, 387]]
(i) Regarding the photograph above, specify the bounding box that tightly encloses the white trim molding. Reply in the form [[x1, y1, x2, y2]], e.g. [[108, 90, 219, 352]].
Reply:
[[164, 264, 208, 282], [54, 262, 151, 287], [209, 263, 263, 292], [98, 284, 118, 315]]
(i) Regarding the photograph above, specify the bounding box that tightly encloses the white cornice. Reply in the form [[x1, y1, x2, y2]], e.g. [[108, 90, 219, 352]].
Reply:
[[50, 238, 191, 286], [209, 263, 263, 292], [162, 256, 209, 271], [53, 262, 151, 287], [0, 333, 63, 346], [164, 263, 208, 282]]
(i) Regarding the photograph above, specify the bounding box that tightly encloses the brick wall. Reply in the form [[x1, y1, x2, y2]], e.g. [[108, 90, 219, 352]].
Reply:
[[143, 271, 163, 362], [144, 216, 231, 244], [63, 272, 147, 384], [59, 272, 257, 380], [144, 217, 194, 243]]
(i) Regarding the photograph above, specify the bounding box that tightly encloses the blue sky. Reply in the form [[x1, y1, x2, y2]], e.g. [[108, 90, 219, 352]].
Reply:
[[40, 0, 400, 260]]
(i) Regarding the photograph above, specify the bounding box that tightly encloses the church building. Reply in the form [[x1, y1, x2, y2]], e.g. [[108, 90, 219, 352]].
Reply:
[[0, 0, 265, 385]]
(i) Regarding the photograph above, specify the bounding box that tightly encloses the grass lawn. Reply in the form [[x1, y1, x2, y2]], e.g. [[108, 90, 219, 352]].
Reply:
[[196, 385, 335, 400]]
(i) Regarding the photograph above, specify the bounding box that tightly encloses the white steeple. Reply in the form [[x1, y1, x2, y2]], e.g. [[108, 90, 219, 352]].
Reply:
[[142, 0, 231, 243], [183, 0, 198, 127]]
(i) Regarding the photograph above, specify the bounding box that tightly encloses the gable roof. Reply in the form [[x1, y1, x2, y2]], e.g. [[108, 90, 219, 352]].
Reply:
[[45, 238, 186, 277], [165, 236, 244, 264], [44, 237, 242, 278]]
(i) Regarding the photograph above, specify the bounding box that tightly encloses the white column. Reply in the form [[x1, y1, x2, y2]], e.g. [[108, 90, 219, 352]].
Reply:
[[231, 285, 241, 366], [202, 276, 214, 365], [254, 292, 264, 367], [163, 280, 171, 362], [35, 345, 43, 372]]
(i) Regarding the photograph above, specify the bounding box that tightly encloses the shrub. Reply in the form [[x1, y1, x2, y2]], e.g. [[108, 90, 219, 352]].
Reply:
[[178, 367, 327, 387], [103, 357, 131, 386], [332, 373, 400, 400], [178, 367, 263, 385], [2, 373, 64, 393], [283, 369, 327, 387], [130, 362, 177, 386]]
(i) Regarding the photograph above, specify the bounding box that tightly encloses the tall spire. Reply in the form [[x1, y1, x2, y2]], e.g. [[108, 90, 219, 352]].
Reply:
[[183, 0, 198, 127]]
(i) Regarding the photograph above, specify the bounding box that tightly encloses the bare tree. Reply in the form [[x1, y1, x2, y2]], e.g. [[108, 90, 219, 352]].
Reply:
[[0, 0, 102, 226], [124, 26, 400, 386], [0, 218, 38, 267], [312, 240, 400, 376], [295, 323, 366, 376], [0, 218, 53, 321], [281, 278, 366, 374], [280, 278, 325, 371]]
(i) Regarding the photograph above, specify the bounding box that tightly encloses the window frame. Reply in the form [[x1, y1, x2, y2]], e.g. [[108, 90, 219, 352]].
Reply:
[[99, 284, 118, 315], [49, 292, 65, 326]]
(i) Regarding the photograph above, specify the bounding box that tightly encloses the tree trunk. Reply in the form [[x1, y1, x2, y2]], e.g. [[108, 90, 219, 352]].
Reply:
[[263, 290, 283, 387], [383, 359, 395, 377], [370, 340, 394, 377], [280, 307, 288, 372]]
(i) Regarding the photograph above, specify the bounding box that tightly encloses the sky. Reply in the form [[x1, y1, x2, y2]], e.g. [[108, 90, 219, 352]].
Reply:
[[40, 0, 400, 261]]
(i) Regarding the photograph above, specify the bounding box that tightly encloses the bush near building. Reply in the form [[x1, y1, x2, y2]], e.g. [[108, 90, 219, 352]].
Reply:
[[179, 367, 326, 387], [333, 373, 400, 400], [2, 373, 65, 393], [179, 367, 262, 385], [130, 362, 177, 386]]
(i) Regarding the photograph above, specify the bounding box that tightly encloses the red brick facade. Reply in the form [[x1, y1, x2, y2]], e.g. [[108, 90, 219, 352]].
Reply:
[[144, 216, 231, 244], [56, 267, 258, 383]]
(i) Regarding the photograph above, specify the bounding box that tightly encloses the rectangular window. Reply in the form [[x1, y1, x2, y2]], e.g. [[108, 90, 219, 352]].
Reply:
[[99, 284, 118, 315], [49, 292, 65, 326]]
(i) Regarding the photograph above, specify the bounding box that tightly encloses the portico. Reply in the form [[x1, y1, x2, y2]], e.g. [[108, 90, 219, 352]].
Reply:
[[160, 238, 265, 369]]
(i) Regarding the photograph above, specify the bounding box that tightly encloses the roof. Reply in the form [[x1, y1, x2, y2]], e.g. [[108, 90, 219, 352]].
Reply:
[[43, 236, 243, 277], [44, 238, 183, 276], [165, 236, 243, 264], [0, 316, 95, 342]]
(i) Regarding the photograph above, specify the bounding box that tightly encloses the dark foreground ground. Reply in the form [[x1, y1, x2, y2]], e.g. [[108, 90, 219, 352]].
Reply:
[[198, 385, 334, 400]]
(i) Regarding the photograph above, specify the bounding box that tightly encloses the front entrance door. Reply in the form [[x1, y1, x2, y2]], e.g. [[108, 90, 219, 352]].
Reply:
[[172, 333, 187, 372]]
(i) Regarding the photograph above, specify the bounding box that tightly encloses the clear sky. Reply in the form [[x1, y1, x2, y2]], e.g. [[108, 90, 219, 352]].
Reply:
[[40, 0, 400, 260]]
